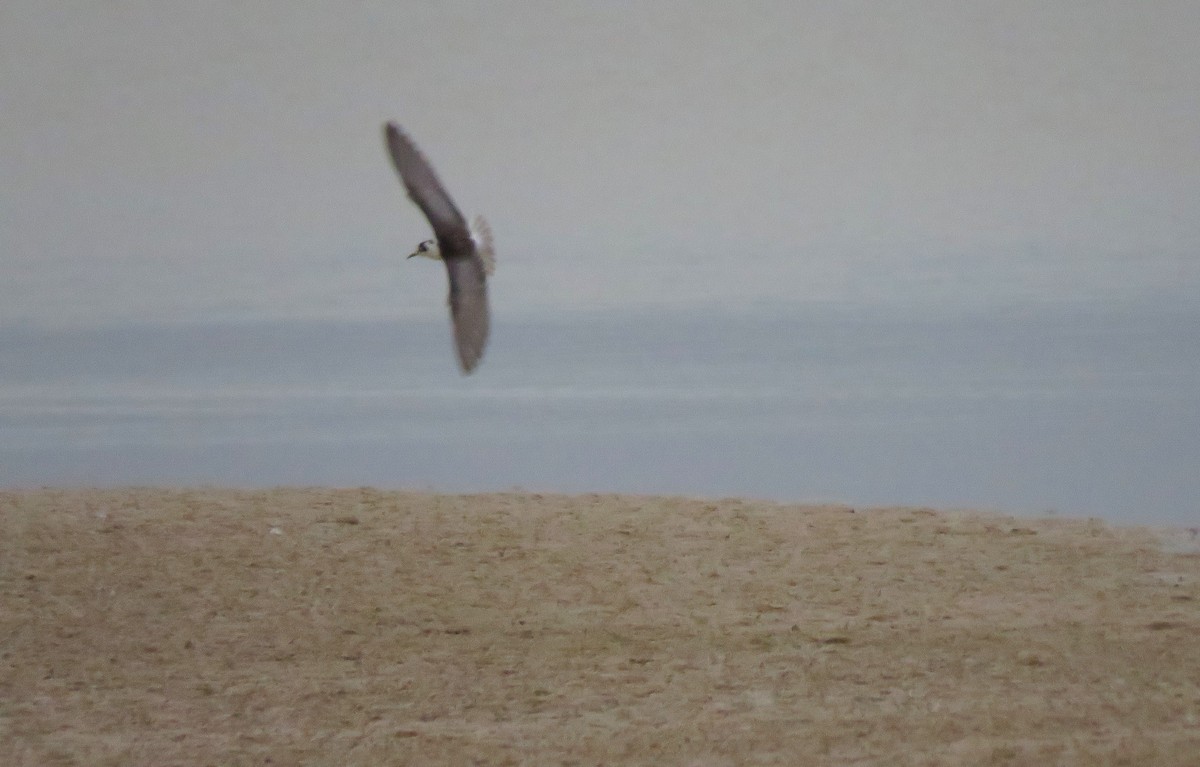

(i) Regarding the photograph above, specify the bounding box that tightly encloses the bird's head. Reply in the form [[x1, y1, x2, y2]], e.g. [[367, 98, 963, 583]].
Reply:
[[407, 239, 441, 261]]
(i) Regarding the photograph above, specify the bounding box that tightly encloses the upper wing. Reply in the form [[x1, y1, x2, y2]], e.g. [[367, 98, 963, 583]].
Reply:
[[384, 122, 473, 256], [445, 256, 490, 374]]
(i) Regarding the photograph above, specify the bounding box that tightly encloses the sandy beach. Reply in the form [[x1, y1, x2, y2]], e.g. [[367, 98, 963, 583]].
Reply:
[[2, 488, 1197, 765]]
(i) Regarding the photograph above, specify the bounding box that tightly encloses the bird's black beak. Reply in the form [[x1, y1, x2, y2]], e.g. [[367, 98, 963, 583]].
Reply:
[[406, 253, 416, 259]]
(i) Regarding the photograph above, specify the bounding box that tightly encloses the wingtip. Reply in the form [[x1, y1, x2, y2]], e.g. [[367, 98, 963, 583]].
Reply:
[[456, 350, 484, 375], [453, 314, 489, 376]]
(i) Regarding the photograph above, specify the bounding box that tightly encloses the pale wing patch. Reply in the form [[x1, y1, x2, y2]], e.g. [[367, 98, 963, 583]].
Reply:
[[472, 214, 496, 277], [444, 257, 490, 374]]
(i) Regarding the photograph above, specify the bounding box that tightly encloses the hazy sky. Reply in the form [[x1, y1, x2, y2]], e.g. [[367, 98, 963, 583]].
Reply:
[[4, 1, 1198, 327]]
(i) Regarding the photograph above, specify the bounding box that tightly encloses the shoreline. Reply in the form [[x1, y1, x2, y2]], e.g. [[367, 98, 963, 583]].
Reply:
[[4, 488, 1198, 764]]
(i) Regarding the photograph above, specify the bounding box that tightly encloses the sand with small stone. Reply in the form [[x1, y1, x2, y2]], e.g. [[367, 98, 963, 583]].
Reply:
[[2, 488, 1197, 765]]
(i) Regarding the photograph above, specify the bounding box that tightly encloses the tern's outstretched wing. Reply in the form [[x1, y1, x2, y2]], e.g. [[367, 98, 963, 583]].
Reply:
[[383, 122, 472, 257], [445, 256, 490, 373]]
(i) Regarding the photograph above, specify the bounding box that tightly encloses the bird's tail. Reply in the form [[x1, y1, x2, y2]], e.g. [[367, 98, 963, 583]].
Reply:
[[472, 214, 496, 277]]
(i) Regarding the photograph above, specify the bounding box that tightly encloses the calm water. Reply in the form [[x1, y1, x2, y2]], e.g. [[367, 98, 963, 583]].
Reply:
[[2, 301, 1197, 524]]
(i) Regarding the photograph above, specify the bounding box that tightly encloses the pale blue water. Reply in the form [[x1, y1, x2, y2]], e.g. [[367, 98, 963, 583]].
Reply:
[[2, 300, 1197, 524]]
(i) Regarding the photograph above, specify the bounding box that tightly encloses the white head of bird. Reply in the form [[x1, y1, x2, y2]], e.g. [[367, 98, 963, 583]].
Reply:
[[408, 239, 441, 261]]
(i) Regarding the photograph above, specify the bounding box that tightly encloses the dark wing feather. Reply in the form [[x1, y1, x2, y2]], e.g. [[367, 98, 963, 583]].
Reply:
[[445, 256, 490, 373], [383, 122, 472, 255]]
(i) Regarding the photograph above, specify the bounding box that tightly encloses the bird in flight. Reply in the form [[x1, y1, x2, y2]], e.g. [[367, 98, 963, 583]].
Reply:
[[383, 122, 495, 374]]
